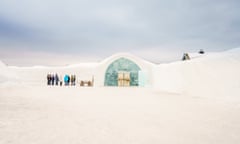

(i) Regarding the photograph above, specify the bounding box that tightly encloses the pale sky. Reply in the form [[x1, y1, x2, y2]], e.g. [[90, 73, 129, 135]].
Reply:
[[0, 0, 240, 66]]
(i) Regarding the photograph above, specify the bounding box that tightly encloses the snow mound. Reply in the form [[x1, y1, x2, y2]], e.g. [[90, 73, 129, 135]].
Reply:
[[154, 48, 240, 97], [0, 60, 6, 68], [0, 60, 20, 86]]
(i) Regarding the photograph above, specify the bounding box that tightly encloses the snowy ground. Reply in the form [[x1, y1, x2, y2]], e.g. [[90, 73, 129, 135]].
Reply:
[[0, 86, 240, 144], [0, 48, 240, 144]]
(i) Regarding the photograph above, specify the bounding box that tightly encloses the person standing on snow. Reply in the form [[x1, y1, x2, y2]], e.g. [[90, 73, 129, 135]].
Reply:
[[51, 74, 55, 85], [47, 74, 51, 85], [59, 75, 63, 86], [73, 75, 76, 86], [67, 75, 70, 85], [55, 73, 59, 86], [64, 75, 69, 86]]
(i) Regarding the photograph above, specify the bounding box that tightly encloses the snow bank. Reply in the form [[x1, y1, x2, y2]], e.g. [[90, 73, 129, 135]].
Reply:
[[0, 60, 8, 83], [154, 48, 240, 97], [0, 61, 21, 86], [0, 61, 12, 82], [0, 60, 6, 68]]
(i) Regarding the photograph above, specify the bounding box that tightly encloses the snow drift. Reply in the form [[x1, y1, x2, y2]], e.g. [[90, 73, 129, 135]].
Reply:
[[154, 48, 240, 97], [0, 61, 19, 84]]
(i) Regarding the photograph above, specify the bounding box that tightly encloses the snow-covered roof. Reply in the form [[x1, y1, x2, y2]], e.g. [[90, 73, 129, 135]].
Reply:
[[100, 53, 155, 66]]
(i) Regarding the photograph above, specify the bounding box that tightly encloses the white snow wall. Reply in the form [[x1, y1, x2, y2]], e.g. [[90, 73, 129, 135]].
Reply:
[[153, 50, 240, 97]]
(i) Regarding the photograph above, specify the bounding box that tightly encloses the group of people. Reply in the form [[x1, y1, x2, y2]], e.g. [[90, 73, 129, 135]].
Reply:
[[47, 73, 60, 86], [47, 73, 76, 86]]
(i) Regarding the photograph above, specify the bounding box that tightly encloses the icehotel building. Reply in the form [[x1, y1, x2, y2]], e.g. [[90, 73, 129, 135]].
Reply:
[[94, 53, 155, 87], [9, 53, 155, 87]]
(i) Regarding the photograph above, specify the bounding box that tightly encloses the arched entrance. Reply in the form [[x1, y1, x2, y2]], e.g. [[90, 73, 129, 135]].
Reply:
[[104, 58, 141, 86]]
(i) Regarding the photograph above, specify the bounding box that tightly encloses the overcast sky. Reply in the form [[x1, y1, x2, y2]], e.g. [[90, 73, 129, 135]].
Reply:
[[0, 0, 240, 66]]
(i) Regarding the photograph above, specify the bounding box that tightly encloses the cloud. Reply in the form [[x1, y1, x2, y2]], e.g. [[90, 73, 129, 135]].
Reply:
[[0, 0, 240, 65]]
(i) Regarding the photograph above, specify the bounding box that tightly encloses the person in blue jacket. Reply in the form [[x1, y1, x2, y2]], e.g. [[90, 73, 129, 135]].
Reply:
[[64, 74, 70, 86]]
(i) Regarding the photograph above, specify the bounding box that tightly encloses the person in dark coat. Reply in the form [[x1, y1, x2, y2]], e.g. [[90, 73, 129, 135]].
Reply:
[[70, 75, 73, 86], [67, 75, 70, 84], [55, 73, 59, 86], [70, 75, 76, 86], [73, 75, 76, 86], [59, 75, 63, 86], [47, 74, 51, 85], [51, 74, 55, 85]]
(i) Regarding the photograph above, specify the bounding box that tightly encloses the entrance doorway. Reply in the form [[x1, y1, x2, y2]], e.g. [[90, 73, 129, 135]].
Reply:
[[104, 58, 141, 86], [118, 72, 130, 86]]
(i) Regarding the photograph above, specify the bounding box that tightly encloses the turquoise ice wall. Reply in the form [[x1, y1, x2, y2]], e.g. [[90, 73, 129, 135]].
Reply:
[[104, 58, 141, 86]]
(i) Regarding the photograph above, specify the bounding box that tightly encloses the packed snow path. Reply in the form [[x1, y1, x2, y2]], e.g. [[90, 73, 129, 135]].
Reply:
[[0, 86, 240, 144]]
